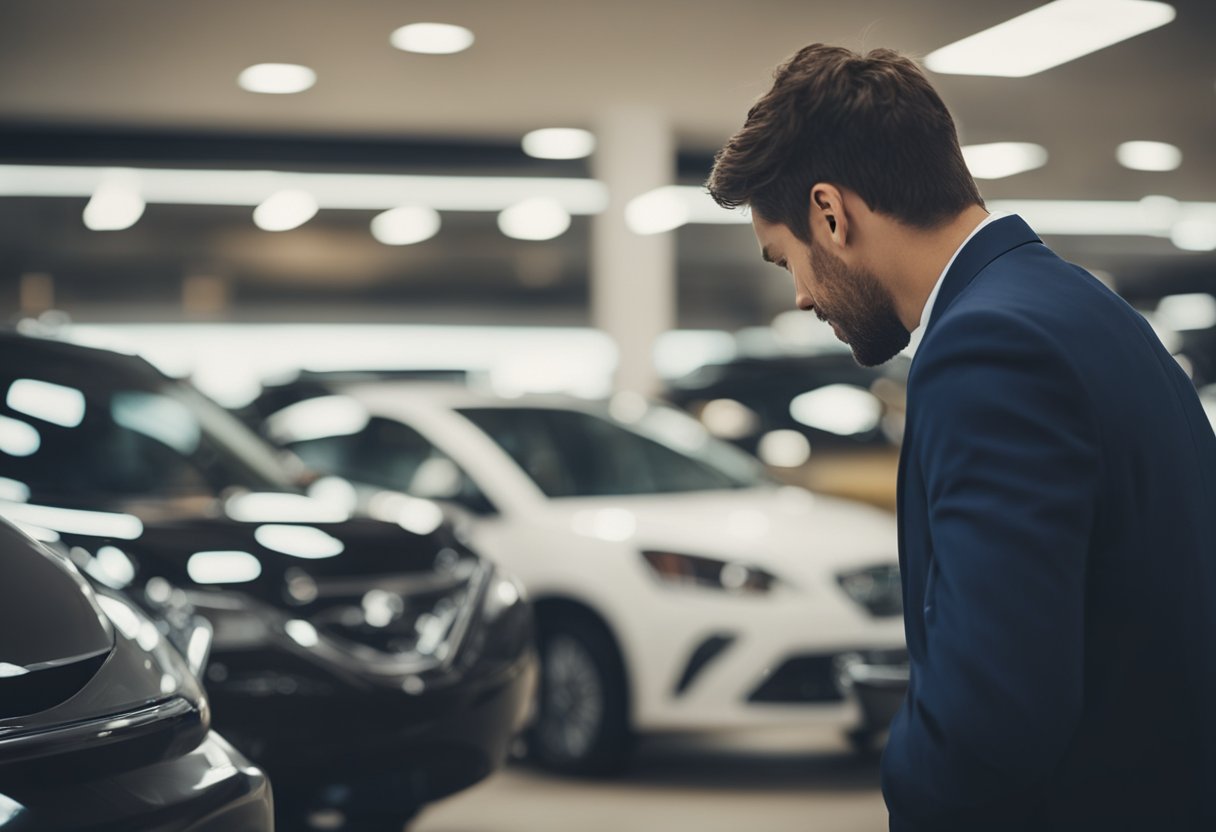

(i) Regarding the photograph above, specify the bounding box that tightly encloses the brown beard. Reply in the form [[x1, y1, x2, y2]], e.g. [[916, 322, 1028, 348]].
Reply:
[[809, 243, 910, 367]]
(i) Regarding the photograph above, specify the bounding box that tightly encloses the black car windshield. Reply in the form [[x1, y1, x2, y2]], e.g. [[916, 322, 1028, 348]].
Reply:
[[0, 369, 296, 501], [456, 404, 769, 498]]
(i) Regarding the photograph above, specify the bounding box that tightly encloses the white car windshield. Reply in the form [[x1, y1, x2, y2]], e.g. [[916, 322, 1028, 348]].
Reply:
[[457, 405, 770, 498]]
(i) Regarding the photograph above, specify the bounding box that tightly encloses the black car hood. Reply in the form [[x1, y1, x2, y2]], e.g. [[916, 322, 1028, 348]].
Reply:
[[2, 492, 466, 610]]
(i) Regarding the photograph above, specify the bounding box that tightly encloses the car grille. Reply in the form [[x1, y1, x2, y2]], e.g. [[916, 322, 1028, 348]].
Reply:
[[748, 648, 909, 704], [303, 564, 483, 666]]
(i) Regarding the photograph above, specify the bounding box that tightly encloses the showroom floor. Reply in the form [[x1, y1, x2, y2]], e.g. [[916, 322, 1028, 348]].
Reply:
[[414, 729, 888, 832]]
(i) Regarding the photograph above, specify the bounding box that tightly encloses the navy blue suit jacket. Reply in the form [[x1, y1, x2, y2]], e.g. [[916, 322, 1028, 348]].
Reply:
[[881, 216, 1216, 831]]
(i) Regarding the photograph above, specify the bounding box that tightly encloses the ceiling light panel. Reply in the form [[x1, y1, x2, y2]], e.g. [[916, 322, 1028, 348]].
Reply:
[[390, 23, 474, 55], [522, 128, 596, 160], [962, 142, 1049, 179], [237, 63, 317, 94], [0, 165, 609, 215], [370, 206, 441, 245], [925, 0, 1176, 77], [1116, 140, 1183, 171], [253, 189, 318, 231], [497, 198, 571, 241], [83, 174, 145, 231]]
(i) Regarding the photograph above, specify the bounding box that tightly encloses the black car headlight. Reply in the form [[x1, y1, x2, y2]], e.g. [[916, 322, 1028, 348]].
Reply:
[[67, 545, 213, 677], [188, 554, 491, 682], [837, 564, 903, 617], [641, 550, 777, 595]]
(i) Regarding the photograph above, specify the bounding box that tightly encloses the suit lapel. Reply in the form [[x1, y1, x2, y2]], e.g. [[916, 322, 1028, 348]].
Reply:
[[924, 215, 1041, 337]]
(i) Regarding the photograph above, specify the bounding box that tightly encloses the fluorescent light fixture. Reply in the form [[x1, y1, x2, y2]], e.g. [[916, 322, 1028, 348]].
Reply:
[[370, 205, 441, 245], [962, 142, 1048, 179], [7, 379, 86, 427], [65, 322, 620, 404], [83, 175, 145, 231], [1156, 293, 1216, 331], [925, 0, 1176, 77], [522, 128, 596, 160], [1117, 140, 1183, 171], [237, 63, 316, 94], [390, 22, 474, 55], [253, 189, 318, 231], [626, 186, 691, 234], [0, 164, 608, 215], [498, 197, 571, 240], [187, 551, 262, 584]]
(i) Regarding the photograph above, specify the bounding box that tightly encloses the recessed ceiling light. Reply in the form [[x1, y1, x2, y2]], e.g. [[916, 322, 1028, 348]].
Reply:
[[83, 177, 145, 231], [390, 23, 474, 55], [370, 206, 441, 245], [961, 142, 1048, 179], [625, 187, 690, 235], [237, 63, 317, 94], [925, 0, 1176, 77], [522, 128, 596, 160], [498, 198, 571, 241], [253, 189, 318, 231], [1116, 140, 1182, 171]]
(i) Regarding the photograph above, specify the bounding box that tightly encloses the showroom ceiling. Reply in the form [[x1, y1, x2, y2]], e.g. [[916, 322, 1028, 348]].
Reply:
[[0, 0, 1212, 321]]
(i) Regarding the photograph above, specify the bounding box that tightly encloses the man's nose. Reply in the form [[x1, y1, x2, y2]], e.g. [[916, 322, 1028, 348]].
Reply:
[[796, 292, 815, 311]]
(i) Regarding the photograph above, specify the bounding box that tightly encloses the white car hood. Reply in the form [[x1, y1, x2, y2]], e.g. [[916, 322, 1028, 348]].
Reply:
[[535, 486, 898, 580]]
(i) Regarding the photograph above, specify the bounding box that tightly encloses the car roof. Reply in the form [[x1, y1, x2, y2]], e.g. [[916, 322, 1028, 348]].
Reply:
[[0, 329, 164, 382]]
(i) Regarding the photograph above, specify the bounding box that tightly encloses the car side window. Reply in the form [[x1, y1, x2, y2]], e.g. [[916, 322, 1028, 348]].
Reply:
[[285, 417, 494, 513], [458, 407, 744, 498]]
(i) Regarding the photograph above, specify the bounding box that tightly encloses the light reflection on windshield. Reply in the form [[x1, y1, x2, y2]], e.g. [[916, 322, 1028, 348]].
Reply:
[[0, 370, 297, 501]]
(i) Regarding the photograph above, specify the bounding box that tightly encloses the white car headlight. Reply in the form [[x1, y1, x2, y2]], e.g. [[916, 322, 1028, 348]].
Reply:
[[641, 550, 776, 595]]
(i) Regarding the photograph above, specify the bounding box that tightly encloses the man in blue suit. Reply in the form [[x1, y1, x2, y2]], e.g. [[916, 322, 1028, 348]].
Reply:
[[707, 44, 1216, 830]]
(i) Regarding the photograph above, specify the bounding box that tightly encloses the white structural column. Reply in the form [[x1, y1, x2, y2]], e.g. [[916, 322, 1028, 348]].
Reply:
[[590, 106, 676, 395]]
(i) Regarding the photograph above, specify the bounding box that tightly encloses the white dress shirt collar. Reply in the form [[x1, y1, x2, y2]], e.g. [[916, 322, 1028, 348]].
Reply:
[[904, 211, 1011, 359]]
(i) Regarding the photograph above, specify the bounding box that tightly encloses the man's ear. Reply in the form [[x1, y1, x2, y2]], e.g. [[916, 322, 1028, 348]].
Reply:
[[808, 183, 848, 248]]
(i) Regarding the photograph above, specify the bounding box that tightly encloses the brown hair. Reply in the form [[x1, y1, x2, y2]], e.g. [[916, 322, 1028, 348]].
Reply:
[[707, 44, 982, 240]]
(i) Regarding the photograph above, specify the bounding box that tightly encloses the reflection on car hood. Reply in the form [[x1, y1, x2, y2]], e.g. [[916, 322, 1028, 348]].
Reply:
[[0, 493, 461, 609], [536, 486, 897, 576]]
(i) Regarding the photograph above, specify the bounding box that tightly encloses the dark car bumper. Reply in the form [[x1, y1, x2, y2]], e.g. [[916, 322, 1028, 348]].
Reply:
[[748, 647, 909, 733], [254, 647, 537, 822], [207, 589, 537, 822], [0, 731, 272, 832]]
